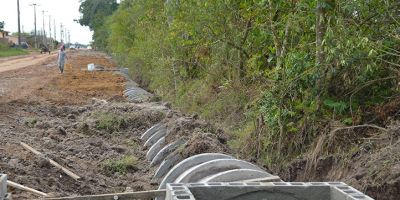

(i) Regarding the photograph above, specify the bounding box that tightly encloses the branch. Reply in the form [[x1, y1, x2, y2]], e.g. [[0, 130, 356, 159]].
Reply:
[[331, 124, 388, 134], [204, 25, 250, 59]]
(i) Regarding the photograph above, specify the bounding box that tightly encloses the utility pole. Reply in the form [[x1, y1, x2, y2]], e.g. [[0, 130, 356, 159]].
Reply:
[[64, 28, 68, 46], [54, 19, 56, 41], [48, 15, 51, 39], [41, 10, 47, 45], [48, 15, 52, 49], [30, 4, 39, 48], [17, 0, 21, 45], [60, 23, 63, 43]]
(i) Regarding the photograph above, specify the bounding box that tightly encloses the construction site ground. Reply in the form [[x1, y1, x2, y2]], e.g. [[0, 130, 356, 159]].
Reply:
[[0, 50, 168, 198]]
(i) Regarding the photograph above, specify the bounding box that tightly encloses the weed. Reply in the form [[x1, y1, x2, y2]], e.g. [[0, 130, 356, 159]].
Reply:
[[124, 139, 139, 149], [25, 118, 38, 128], [92, 111, 126, 132], [103, 155, 138, 175]]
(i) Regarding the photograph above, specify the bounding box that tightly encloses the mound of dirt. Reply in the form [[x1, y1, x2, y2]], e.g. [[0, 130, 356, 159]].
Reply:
[[155, 113, 231, 161]]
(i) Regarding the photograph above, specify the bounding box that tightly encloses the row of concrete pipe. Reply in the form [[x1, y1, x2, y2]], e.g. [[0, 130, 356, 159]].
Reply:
[[140, 124, 276, 192]]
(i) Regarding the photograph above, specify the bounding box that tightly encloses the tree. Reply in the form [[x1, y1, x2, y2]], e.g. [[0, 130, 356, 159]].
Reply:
[[100, 0, 400, 168], [0, 21, 4, 32], [78, 0, 118, 30], [78, 0, 118, 49]]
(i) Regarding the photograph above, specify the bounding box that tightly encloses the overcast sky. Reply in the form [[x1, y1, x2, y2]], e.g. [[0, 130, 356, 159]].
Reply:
[[0, 0, 93, 44]]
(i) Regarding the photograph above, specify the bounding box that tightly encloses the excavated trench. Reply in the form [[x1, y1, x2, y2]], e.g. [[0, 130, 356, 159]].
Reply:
[[0, 52, 376, 200]]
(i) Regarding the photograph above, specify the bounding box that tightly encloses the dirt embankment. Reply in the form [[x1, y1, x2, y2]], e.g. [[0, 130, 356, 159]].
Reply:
[[276, 122, 400, 200]]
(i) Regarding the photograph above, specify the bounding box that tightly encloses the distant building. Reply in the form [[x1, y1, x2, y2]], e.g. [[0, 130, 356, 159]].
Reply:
[[0, 30, 24, 45], [0, 30, 10, 38]]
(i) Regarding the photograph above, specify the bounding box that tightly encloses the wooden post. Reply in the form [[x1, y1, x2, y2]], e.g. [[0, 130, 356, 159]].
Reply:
[[37, 190, 166, 200], [20, 142, 81, 180], [7, 180, 48, 197]]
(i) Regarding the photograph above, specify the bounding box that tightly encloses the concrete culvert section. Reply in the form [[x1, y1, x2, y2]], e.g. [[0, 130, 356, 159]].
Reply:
[[150, 139, 187, 167], [167, 182, 374, 200], [153, 152, 183, 180], [146, 137, 166, 161], [141, 123, 163, 141], [198, 169, 272, 183], [159, 153, 234, 189], [174, 159, 265, 183], [143, 126, 167, 148]]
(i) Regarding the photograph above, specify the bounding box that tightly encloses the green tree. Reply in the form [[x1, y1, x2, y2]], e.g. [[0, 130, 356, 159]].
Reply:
[[78, 0, 118, 49], [0, 21, 4, 31], [98, 0, 400, 168]]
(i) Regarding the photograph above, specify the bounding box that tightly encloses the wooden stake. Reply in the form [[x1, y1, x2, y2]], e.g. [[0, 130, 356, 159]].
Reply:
[[7, 180, 48, 197], [37, 189, 165, 200], [20, 142, 81, 180], [243, 176, 282, 183]]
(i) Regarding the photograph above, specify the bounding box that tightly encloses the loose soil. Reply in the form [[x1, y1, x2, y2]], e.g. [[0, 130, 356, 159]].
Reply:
[[0, 50, 228, 199]]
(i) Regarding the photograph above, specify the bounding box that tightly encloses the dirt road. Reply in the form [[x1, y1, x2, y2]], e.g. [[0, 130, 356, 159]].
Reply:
[[0, 53, 56, 74]]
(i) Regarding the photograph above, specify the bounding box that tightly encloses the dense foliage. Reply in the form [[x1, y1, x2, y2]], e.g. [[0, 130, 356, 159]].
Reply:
[[0, 21, 4, 31], [78, 0, 118, 49], [82, 0, 400, 166]]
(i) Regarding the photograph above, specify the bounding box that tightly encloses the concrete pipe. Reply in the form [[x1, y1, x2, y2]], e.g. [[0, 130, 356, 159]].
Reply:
[[144, 128, 167, 148], [146, 137, 166, 161], [141, 123, 163, 141], [199, 169, 272, 183], [159, 153, 234, 189], [150, 139, 186, 167], [174, 159, 264, 183]]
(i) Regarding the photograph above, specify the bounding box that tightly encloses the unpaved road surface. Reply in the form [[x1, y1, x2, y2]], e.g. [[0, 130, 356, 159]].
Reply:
[[0, 53, 56, 74]]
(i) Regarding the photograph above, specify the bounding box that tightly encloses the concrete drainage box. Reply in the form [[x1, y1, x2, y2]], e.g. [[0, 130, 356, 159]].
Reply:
[[0, 174, 7, 200], [166, 182, 374, 200]]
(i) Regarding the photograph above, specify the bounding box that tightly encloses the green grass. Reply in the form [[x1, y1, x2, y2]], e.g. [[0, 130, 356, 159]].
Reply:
[[92, 111, 127, 132], [24, 117, 38, 128], [103, 155, 138, 175], [0, 43, 28, 57]]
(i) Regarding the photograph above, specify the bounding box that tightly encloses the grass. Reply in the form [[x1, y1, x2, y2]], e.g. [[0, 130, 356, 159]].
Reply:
[[124, 139, 140, 149], [24, 118, 38, 128], [103, 155, 138, 175], [0, 43, 28, 57], [92, 111, 127, 132]]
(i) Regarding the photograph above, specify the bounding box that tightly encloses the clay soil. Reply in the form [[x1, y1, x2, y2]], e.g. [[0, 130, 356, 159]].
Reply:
[[0, 51, 164, 199]]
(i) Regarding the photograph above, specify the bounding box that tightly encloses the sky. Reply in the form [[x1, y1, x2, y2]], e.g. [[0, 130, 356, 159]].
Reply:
[[0, 0, 93, 44]]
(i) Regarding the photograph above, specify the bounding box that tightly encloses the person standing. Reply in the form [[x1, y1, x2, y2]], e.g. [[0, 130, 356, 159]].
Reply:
[[57, 45, 67, 73]]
